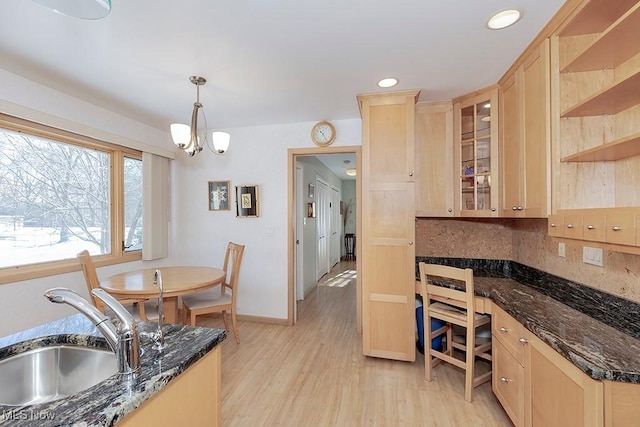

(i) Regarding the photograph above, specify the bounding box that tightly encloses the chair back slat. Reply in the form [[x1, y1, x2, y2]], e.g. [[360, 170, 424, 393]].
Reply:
[[77, 250, 104, 312], [419, 263, 475, 313], [223, 242, 245, 296]]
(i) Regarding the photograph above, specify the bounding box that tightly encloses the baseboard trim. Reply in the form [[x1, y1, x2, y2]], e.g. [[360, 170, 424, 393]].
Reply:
[[236, 314, 289, 326]]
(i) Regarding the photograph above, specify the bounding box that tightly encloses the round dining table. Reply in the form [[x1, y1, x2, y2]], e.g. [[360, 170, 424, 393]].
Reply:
[[100, 266, 225, 323]]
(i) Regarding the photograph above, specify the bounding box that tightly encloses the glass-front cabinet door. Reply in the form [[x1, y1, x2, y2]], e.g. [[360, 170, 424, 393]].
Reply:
[[454, 88, 499, 216]]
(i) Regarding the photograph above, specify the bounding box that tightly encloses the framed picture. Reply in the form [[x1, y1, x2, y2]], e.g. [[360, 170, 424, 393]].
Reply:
[[208, 181, 230, 211], [307, 202, 315, 218], [236, 185, 259, 217], [308, 183, 314, 198]]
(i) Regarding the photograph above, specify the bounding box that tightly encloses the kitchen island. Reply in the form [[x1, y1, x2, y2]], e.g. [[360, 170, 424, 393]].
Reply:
[[0, 314, 225, 426]]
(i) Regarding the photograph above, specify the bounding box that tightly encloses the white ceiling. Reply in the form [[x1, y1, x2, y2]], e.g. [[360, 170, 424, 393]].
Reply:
[[0, 0, 564, 132]]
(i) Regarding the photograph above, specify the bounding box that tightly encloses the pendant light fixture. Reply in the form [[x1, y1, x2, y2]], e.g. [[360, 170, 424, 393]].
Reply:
[[171, 76, 230, 157]]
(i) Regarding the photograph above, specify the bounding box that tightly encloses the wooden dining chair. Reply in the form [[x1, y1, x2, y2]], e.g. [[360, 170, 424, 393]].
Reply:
[[418, 262, 492, 403], [182, 242, 245, 343], [77, 250, 157, 321]]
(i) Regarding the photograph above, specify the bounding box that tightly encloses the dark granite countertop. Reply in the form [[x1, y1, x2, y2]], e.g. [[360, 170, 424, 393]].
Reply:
[[0, 314, 226, 426], [416, 257, 640, 383]]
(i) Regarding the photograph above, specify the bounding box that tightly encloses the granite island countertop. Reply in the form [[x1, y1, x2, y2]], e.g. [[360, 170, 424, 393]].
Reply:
[[0, 314, 226, 426], [416, 258, 640, 383]]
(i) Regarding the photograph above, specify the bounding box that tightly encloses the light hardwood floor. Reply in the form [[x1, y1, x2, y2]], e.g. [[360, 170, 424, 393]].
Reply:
[[196, 261, 511, 426]]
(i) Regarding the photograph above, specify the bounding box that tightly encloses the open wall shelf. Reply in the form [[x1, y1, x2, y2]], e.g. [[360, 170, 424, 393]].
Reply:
[[561, 132, 640, 162]]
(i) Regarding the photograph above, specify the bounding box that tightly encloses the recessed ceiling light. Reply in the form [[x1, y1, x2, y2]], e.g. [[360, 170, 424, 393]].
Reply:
[[377, 78, 398, 88], [486, 9, 522, 30], [345, 168, 357, 176]]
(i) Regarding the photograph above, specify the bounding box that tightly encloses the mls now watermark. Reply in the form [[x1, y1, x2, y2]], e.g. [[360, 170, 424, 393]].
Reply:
[[1, 409, 55, 421]]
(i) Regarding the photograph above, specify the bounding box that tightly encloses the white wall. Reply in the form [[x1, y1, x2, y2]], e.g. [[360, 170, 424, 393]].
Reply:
[[0, 68, 362, 336], [170, 121, 361, 320]]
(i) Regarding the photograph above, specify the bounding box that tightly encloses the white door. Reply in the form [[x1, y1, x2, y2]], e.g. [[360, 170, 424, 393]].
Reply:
[[330, 185, 341, 267], [295, 164, 304, 303], [315, 177, 330, 280]]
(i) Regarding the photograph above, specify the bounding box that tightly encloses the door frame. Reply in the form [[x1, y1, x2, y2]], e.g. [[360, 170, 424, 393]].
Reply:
[[315, 174, 330, 281], [287, 146, 362, 332]]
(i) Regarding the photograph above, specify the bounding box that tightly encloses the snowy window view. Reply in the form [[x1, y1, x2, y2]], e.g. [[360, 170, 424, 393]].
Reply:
[[0, 127, 142, 268]]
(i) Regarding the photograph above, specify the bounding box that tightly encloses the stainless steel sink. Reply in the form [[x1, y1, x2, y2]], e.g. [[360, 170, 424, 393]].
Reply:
[[0, 345, 116, 406]]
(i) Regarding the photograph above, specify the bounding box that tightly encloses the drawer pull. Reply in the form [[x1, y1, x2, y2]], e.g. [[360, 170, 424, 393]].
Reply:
[[500, 377, 509, 383], [517, 206, 523, 211], [566, 224, 574, 229], [519, 337, 528, 344], [499, 327, 509, 333], [612, 226, 621, 231], [587, 225, 595, 230], [448, 208, 452, 213], [512, 206, 518, 211], [491, 208, 496, 212], [550, 223, 557, 228]]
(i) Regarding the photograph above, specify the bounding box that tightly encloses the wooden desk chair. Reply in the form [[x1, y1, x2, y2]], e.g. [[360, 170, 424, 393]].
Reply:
[[182, 242, 245, 344], [418, 262, 492, 403], [77, 250, 157, 321]]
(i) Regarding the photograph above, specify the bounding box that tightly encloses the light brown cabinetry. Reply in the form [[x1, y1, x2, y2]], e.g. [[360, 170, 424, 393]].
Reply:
[[550, 0, 640, 249], [492, 305, 604, 427], [415, 101, 454, 216], [492, 306, 528, 426], [119, 347, 221, 426], [358, 90, 419, 362], [453, 87, 499, 216], [499, 40, 551, 218]]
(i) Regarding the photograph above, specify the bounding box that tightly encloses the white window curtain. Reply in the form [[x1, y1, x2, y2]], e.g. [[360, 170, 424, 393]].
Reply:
[[142, 152, 170, 260]]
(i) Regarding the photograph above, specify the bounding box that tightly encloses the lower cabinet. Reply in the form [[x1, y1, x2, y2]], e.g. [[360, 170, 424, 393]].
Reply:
[[119, 347, 221, 426], [492, 305, 604, 427]]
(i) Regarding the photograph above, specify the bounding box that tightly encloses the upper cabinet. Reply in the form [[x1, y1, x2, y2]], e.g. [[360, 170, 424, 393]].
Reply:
[[548, 0, 640, 252], [453, 87, 499, 217], [415, 101, 454, 217], [499, 39, 551, 218]]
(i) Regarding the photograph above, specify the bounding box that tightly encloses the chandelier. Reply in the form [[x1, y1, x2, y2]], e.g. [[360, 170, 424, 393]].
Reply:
[[170, 76, 230, 157]]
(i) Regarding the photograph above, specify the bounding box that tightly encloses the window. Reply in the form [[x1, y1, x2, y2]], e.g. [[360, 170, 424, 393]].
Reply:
[[0, 114, 144, 282]]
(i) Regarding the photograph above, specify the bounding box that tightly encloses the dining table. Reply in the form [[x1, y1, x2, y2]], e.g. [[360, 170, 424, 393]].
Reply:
[[100, 266, 226, 323]]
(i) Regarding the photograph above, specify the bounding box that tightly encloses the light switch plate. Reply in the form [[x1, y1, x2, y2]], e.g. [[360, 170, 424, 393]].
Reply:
[[558, 242, 566, 258], [583, 246, 603, 267]]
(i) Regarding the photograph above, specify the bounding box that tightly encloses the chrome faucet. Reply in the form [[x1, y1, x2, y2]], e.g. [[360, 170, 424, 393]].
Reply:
[[152, 269, 164, 349], [44, 287, 141, 379]]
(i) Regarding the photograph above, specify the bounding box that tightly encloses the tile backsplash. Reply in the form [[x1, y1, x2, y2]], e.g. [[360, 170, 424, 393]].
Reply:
[[415, 217, 640, 304]]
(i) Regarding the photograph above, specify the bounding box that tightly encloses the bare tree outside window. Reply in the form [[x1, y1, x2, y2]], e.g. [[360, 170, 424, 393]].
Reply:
[[0, 128, 142, 268]]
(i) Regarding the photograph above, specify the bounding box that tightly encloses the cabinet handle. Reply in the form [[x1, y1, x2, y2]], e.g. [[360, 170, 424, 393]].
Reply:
[[519, 337, 528, 344], [448, 208, 452, 213], [550, 223, 557, 228], [566, 224, 574, 229], [612, 226, 621, 231], [491, 208, 496, 212], [587, 225, 595, 230], [517, 206, 523, 211], [499, 327, 509, 333], [512, 206, 518, 211], [409, 172, 413, 177], [409, 241, 414, 245], [500, 377, 509, 383]]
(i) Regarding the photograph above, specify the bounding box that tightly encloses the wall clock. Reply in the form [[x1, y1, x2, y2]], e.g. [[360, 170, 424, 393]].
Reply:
[[311, 121, 336, 147]]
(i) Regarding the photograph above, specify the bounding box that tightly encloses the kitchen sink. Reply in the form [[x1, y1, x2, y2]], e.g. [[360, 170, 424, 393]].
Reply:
[[0, 344, 116, 406]]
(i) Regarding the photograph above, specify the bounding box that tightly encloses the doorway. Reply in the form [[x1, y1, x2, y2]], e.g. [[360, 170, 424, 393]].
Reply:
[[287, 146, 362, 332]]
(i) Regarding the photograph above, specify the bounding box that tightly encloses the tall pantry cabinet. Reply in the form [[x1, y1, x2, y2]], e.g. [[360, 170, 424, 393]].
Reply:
[[357, 90, 419, 361]]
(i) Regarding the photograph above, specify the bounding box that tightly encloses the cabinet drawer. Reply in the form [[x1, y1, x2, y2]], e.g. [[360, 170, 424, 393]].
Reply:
[[583, 213, 606, 242], [606, 213, 635, 246], [548, 214, 564, 237], [492, 305, 528, 364], [564, 213, 583, 240], [493, 339, 525, 427]]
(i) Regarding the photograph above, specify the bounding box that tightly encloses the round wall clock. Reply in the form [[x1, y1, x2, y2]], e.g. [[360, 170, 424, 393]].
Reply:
[[311, 121, 336, 147]]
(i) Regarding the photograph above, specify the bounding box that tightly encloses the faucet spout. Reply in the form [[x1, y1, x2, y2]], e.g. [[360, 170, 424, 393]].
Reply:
[[44, 288, 118, 352], [152, 269, 165, 348], [44, 287, 141, 379]]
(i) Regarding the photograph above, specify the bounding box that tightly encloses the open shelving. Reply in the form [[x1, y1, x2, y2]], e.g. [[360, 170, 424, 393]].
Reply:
[[561, 132, 640, 162]]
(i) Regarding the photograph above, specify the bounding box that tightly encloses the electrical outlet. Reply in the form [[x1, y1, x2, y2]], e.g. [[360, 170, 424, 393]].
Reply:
[[558, 242, 566, 258], [583, 246, 603, 267]]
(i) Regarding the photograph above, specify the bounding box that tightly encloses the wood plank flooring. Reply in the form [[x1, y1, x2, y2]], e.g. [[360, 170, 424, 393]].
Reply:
[[196, 261, 511, 426]]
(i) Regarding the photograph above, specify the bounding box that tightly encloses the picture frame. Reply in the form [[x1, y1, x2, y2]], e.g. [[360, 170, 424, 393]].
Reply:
[[308, 183, 314, 199], [235, 185, 259, 217], [208, 180, 230, 211], [307, 202, 316, 218]]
